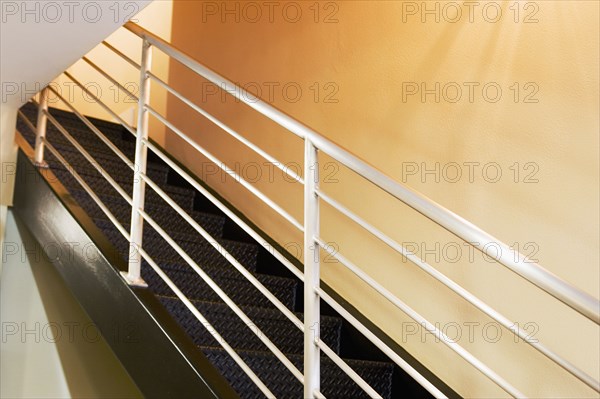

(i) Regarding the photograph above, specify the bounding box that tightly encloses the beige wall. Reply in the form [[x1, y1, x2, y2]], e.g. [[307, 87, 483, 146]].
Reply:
[[51, 0, 173, 146], [163, 1, 599, 397]]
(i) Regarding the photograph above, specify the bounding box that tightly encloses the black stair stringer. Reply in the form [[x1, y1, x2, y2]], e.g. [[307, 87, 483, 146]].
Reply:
[[12, 144, 239, 399]]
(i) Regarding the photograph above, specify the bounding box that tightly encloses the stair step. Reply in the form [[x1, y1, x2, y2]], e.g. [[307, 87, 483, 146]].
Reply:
[[16, 118, 154, 184], [92, 218, 225, 251], [160, 297, 342, 357], [56, 171, 196, 212], [18, 104, 166, 174], [97, 220, 259, 273], [48, 125, 135, 156], [202, 347, 394, 399], [70, 191, 225, 239], [46, 144, 169, 184], [30, 118, 136, 157], [19, 102, 127, 143], [142, 261, 298, 310]]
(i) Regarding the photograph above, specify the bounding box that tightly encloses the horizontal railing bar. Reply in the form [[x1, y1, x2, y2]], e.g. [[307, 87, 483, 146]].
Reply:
[[42, 138, 130, 241], [316, 340, 382, 398], [82, 56, 139, 102], [17, 110, 37, 134], [315, 237, 525, 398], [315, 287, 447, 399], [140, 172, 304, 332], [124, 21, 599, 324], [138, 207, 304, 384], [145, 105, 304, 232], [311, 136, 600, 324], [43, 110, 133, 206], [101, 40, 141, 69], [147, 72, 304, 185], [46, 87, 134, 169], [63, 71, 136, 137], [136, 247, 275, 398], [142, 138, 304, 281], [316, 190, 600, 392]]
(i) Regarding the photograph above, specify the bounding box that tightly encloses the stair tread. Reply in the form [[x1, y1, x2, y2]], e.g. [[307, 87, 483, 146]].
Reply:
[[159, 296, 342, 356], [73, 192, 226, 239], [99, 222, 259, 272], [143, 263, 298, 309], [202, 346, 394, 399]]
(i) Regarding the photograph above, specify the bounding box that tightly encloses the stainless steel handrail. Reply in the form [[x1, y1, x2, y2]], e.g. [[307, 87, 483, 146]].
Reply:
[[123, 21, 599, 325]]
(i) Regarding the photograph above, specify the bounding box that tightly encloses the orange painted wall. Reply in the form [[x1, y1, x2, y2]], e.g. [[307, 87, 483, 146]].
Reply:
[[163, 2, 599, 397]]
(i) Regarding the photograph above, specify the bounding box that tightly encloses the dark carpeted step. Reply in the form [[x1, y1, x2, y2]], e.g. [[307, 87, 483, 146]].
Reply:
[[44, 143, 169, 184], [142, 261, 298, 310], [92, 218, 226, 253], [17, 104, 170, 173], [17, 120, 136, 172], [202, 347, 394, 399], [48, 130, 136, 159], [160, 297, 342, 357], [98, 222, 259, 273], [58, 171, 196, 213], [70, 190, 225, 239], [20, 115, 136, 155], [18, 102, 127, 143]]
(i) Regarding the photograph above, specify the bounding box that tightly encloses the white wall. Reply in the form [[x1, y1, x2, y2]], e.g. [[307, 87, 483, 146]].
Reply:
[[1, 210, 141, 398]]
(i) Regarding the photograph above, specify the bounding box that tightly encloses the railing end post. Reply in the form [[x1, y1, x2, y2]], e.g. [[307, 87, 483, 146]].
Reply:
[[304, 138, 321, 398], [34, 87, 49, 165], [126, 38, 153, 289]]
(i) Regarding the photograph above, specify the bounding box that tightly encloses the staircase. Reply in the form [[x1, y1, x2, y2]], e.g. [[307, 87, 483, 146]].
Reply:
[[16, 102, 432, 398], [10, 19, 599, 399]]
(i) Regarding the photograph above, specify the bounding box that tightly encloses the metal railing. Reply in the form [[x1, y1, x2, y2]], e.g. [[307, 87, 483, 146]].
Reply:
[[17, 21, 600, 398]]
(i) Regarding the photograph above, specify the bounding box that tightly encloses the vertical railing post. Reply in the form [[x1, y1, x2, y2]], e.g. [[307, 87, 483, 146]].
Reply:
[[123, 39, 152, 286], [34, 87, 49, 166], [304, 138, 320, 398]]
